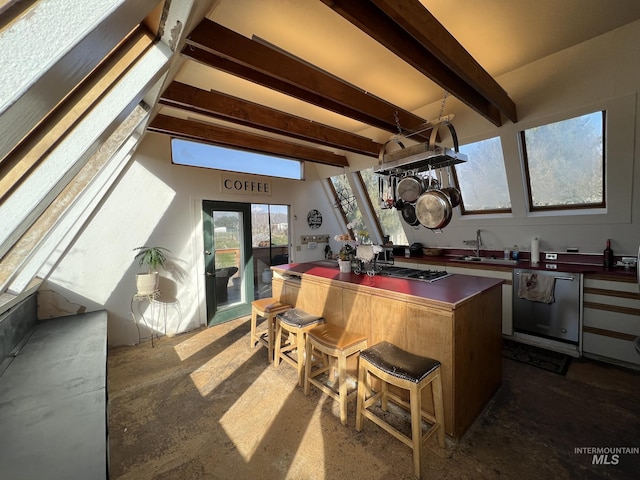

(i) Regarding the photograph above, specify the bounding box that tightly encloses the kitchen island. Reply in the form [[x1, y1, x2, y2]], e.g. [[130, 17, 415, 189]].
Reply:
[[271, 261, 504, 439]]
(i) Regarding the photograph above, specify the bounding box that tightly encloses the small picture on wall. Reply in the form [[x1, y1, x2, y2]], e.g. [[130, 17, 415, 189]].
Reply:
[[307, 209, 322, 229]]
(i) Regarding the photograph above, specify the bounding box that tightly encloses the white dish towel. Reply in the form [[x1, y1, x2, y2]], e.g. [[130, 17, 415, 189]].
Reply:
[[518, 273, 555, 304]]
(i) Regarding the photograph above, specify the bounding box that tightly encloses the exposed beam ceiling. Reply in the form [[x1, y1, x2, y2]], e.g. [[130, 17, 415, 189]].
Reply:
[[149, 1, 524, 167], [148, 114, 350, 168], [158, 81, 382, 157], [319, 0, 517, 126], [183, 19, 432, 140]]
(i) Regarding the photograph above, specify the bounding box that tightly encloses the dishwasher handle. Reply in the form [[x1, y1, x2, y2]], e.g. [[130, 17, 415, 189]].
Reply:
[[515, 272, 575, 281]]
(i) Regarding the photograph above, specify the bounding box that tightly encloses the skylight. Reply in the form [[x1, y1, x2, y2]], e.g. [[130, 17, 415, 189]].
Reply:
[[171, 139, 303, 180]]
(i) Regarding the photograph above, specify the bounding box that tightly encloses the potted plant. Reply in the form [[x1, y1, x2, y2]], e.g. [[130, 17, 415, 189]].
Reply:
[[335, 227, 355, 273], [133, 246, 170, 295]]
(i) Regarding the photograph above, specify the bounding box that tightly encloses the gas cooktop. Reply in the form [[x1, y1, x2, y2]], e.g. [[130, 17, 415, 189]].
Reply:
[[378, 266, 452, 283]]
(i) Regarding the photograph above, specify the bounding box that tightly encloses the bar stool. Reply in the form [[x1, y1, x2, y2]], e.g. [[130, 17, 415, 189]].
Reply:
[[304, 323, 368, 425], [274, 308, 325, 386], [250, 298, 292, 363], [356, 341, 446, 479]]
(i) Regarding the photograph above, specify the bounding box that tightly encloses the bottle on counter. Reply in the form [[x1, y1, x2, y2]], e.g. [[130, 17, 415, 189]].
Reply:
[[512, 245, 519, 261], [504, 247, 510, 260], [603, 239, 615, 269]]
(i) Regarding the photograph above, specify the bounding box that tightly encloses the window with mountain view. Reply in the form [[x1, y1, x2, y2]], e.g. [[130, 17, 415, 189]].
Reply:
[[453, 136, 511, 214], [520, 111, 605, 211]]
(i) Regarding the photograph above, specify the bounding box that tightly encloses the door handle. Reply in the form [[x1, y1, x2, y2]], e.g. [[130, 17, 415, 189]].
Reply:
[[206, 272, 214, 277], [205, 250, 212, 255]]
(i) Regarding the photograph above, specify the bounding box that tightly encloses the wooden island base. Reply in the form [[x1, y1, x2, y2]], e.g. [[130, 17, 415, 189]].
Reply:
[[272, 262, 504, 439]]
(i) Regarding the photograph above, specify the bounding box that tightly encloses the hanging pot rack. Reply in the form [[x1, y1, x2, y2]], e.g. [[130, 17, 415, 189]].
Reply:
[[374, 116, 467, 176]]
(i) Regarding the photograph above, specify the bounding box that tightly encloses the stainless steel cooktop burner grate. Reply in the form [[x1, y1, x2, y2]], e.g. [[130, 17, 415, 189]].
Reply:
[[379, 267, 451, 282]]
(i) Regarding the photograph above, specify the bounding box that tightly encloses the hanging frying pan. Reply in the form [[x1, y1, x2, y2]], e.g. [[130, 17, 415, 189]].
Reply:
[[442, 167, 461, 208], [415, 190, 452, 230], [401, 202, 420, 226], [397, 175, 425, 203], [441, 186, 461, 208]]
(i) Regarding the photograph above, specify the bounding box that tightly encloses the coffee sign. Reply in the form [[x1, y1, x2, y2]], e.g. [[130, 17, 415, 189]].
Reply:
[[221, 174, 271, 196]]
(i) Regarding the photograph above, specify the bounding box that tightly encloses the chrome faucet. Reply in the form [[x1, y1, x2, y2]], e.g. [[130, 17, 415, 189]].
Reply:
[[475, 229, 483, 257]]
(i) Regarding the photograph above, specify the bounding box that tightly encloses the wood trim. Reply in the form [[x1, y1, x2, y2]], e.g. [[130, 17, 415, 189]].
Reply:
[[320, 0, 516, 126], [586, 274, 638, 283], [584, 287, 640, 301], [149, 114, 349, 168], [0, 27, 154, 202], [159, 81, 381, 157], [183, 19, 432, 140], [583, 301, 640, 317], [582, 325, 637, 342]]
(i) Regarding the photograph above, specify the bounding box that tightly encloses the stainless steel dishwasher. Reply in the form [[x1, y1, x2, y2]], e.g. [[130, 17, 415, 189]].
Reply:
[[513, 268, 582, 346]]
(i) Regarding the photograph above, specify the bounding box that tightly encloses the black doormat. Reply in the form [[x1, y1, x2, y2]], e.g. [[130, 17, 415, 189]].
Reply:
[[502, 339, 572, 376]]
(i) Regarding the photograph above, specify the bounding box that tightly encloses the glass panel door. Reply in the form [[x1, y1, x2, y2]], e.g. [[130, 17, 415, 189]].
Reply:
[[251, 204, 290, 300], [203, 201, 253, 326]]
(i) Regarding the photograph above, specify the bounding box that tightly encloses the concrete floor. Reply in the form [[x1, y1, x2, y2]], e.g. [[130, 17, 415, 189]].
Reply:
[[107, 316, 640, 480]]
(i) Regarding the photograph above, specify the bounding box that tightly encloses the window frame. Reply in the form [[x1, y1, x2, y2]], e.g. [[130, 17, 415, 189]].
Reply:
[[520, 110, 606, 212], [452, 135, 512, 216]]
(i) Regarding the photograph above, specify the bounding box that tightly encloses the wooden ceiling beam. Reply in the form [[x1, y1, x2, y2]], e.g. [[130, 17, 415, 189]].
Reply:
[[183, 19, 432, 140], [320, 0, 517, 126], [148, 114, 350, 168], [159, 81, 382, 157]]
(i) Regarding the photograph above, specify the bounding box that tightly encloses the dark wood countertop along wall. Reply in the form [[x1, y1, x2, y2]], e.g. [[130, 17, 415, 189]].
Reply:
[[395, 252, 638, 283]]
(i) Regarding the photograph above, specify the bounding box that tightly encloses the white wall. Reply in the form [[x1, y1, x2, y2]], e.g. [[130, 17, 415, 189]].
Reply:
[[41, 135, 346, 345], [362, 19, 640, 258], [41, 20, 640, 345]]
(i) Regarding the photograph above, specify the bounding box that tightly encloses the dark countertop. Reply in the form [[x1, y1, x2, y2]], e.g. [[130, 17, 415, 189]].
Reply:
[[399, 255, 638, 282], [272, 261, 504, 309]]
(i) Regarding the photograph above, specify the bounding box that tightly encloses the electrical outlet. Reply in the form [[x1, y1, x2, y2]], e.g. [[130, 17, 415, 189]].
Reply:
[[545, 253, 557, 260], [546, 263, 557, 269]]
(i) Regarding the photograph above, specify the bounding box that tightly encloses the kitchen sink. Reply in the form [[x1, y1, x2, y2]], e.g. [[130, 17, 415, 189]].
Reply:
[[459, 256, 518, 265]]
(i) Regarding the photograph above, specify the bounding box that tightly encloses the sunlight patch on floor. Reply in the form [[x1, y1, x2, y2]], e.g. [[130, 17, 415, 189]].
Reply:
[[187, 335, 254, 396], [173, 328, 214, 361], [219, 368, 300, 461]]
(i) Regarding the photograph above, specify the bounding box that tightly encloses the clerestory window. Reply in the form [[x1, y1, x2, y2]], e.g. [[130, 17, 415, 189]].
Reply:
[[171, 139, 304, 180]]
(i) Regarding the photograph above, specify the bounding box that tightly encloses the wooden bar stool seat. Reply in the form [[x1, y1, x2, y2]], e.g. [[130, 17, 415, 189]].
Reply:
[[304, 323, 368, 425], [250, 298, 292, 363], [356, 341, 446, 479], [274, 308, 325, 386]]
